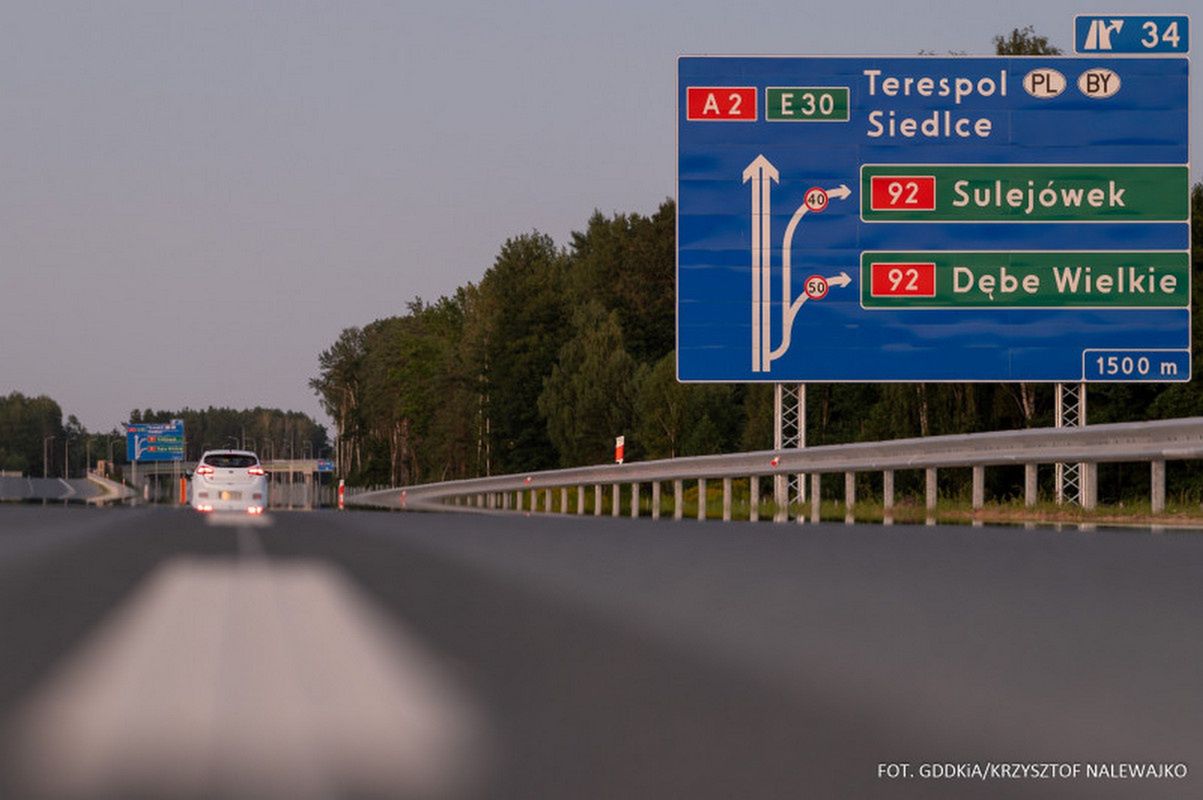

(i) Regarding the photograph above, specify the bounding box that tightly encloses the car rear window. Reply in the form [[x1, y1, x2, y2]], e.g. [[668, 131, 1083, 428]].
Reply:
[[203, 454, 258, 469]]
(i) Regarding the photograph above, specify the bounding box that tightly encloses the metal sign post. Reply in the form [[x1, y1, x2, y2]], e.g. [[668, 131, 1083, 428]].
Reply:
[[773, 383, 806, 519], [1054, 382, 1088, 506]]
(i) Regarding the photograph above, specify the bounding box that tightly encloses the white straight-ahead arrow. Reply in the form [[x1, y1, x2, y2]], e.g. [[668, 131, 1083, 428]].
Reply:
[[743, 155, 778, 372]]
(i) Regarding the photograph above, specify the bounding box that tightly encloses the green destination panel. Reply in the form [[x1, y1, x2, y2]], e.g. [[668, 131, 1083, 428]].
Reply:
[[861, 165, 1188, 221], [765, 87, 849, 121], [861, 251, 1190, 309]]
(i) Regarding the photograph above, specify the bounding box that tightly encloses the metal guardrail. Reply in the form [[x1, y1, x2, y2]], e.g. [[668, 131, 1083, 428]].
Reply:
[[85, 471, 136, 504], [348, 417, 1203, 520]]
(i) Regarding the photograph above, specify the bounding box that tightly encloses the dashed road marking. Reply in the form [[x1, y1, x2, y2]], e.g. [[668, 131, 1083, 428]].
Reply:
[[7, 538, 485, 799]]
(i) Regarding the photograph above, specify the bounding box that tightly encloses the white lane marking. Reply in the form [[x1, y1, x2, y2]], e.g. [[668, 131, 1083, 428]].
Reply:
[[204, 510, 274, 529], [7, 557, 486, 799], [237, 526, 267, 556]]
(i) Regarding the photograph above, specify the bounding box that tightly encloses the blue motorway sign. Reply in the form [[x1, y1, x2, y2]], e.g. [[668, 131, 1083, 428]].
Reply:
[[316, 459, 335, 472], [677, 56, 1190, 383], [1075, 15, 1190, 54], [126, 420, 186, 462]]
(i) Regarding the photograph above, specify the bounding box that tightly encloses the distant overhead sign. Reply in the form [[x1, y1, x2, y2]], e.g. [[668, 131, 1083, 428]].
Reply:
[[126, 420, 185, 462], [676, 54, 1190, 383]]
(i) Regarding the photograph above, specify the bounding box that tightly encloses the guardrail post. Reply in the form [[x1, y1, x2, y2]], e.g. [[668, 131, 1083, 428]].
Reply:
[[883, 470, 894, 512], [1151, 460, 1166, 514], [925, 468, 938, 517], [697, 478, 707, 521], [810, 473, 821, 523], [1024, 464, 1037, 507], [612, 484, 620, 517], [631, 483, 640, 518], [594, 484, 602, 516], [529, 489, 536, 512], [722, 477, 732, 521], [972, 466, 984, 511], [577, 485, 584, 515], [652, 481, 661, 520], [749, 477, 759, 522], [775, 469, 789, 523], [1082, 463, 1098, 511], [844, 472, 856, 524], [673, 479, 683, 520]]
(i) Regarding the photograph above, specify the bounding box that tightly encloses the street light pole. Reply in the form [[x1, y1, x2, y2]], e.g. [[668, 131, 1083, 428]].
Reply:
[[43, 435, 55, 479]]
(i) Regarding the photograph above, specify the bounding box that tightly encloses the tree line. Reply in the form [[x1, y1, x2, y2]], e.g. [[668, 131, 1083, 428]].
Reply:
[[0, 393, 328, 479], [127, 407, 329, 464], [310, 184, 1203, 502], [312, 27, 1203, 502]]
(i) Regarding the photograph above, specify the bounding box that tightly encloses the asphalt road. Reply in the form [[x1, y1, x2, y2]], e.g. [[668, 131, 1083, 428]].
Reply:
[[0, 478, 101, 502], [0, 506, 1200, 799]]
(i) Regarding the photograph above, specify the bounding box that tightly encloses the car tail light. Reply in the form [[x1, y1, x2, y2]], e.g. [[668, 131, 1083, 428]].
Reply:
[[196, 464, 215, 476], [252, 492, 262, 500], [247, 466, 266, 476]]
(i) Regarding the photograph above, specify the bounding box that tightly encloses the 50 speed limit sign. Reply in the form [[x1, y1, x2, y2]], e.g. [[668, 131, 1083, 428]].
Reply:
[[804, 275, 829, 300]]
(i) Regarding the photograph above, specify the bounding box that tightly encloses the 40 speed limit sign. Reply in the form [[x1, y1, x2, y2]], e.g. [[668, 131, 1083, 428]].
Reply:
[[677, 53, 1190, 383]]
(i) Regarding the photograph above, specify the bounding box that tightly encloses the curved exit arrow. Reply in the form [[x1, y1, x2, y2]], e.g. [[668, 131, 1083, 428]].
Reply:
[[768, 270, 852, 363], [766, 185, 853, 366]]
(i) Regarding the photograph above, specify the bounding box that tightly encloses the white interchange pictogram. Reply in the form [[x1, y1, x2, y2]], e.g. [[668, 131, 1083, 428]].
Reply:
[[743, 154, 852, 373]]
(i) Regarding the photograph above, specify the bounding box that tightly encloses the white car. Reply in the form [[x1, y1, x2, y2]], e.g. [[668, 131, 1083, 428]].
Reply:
[[191, 450, 268, 514]]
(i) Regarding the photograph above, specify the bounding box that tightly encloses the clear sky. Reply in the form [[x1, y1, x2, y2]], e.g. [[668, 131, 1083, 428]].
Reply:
[[1, 1, 1196, 432]]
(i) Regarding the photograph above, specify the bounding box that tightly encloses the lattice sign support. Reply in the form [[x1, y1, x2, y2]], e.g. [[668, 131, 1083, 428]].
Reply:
[[1055, 382, 1087, 506], [773, 383, 807, 518]]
